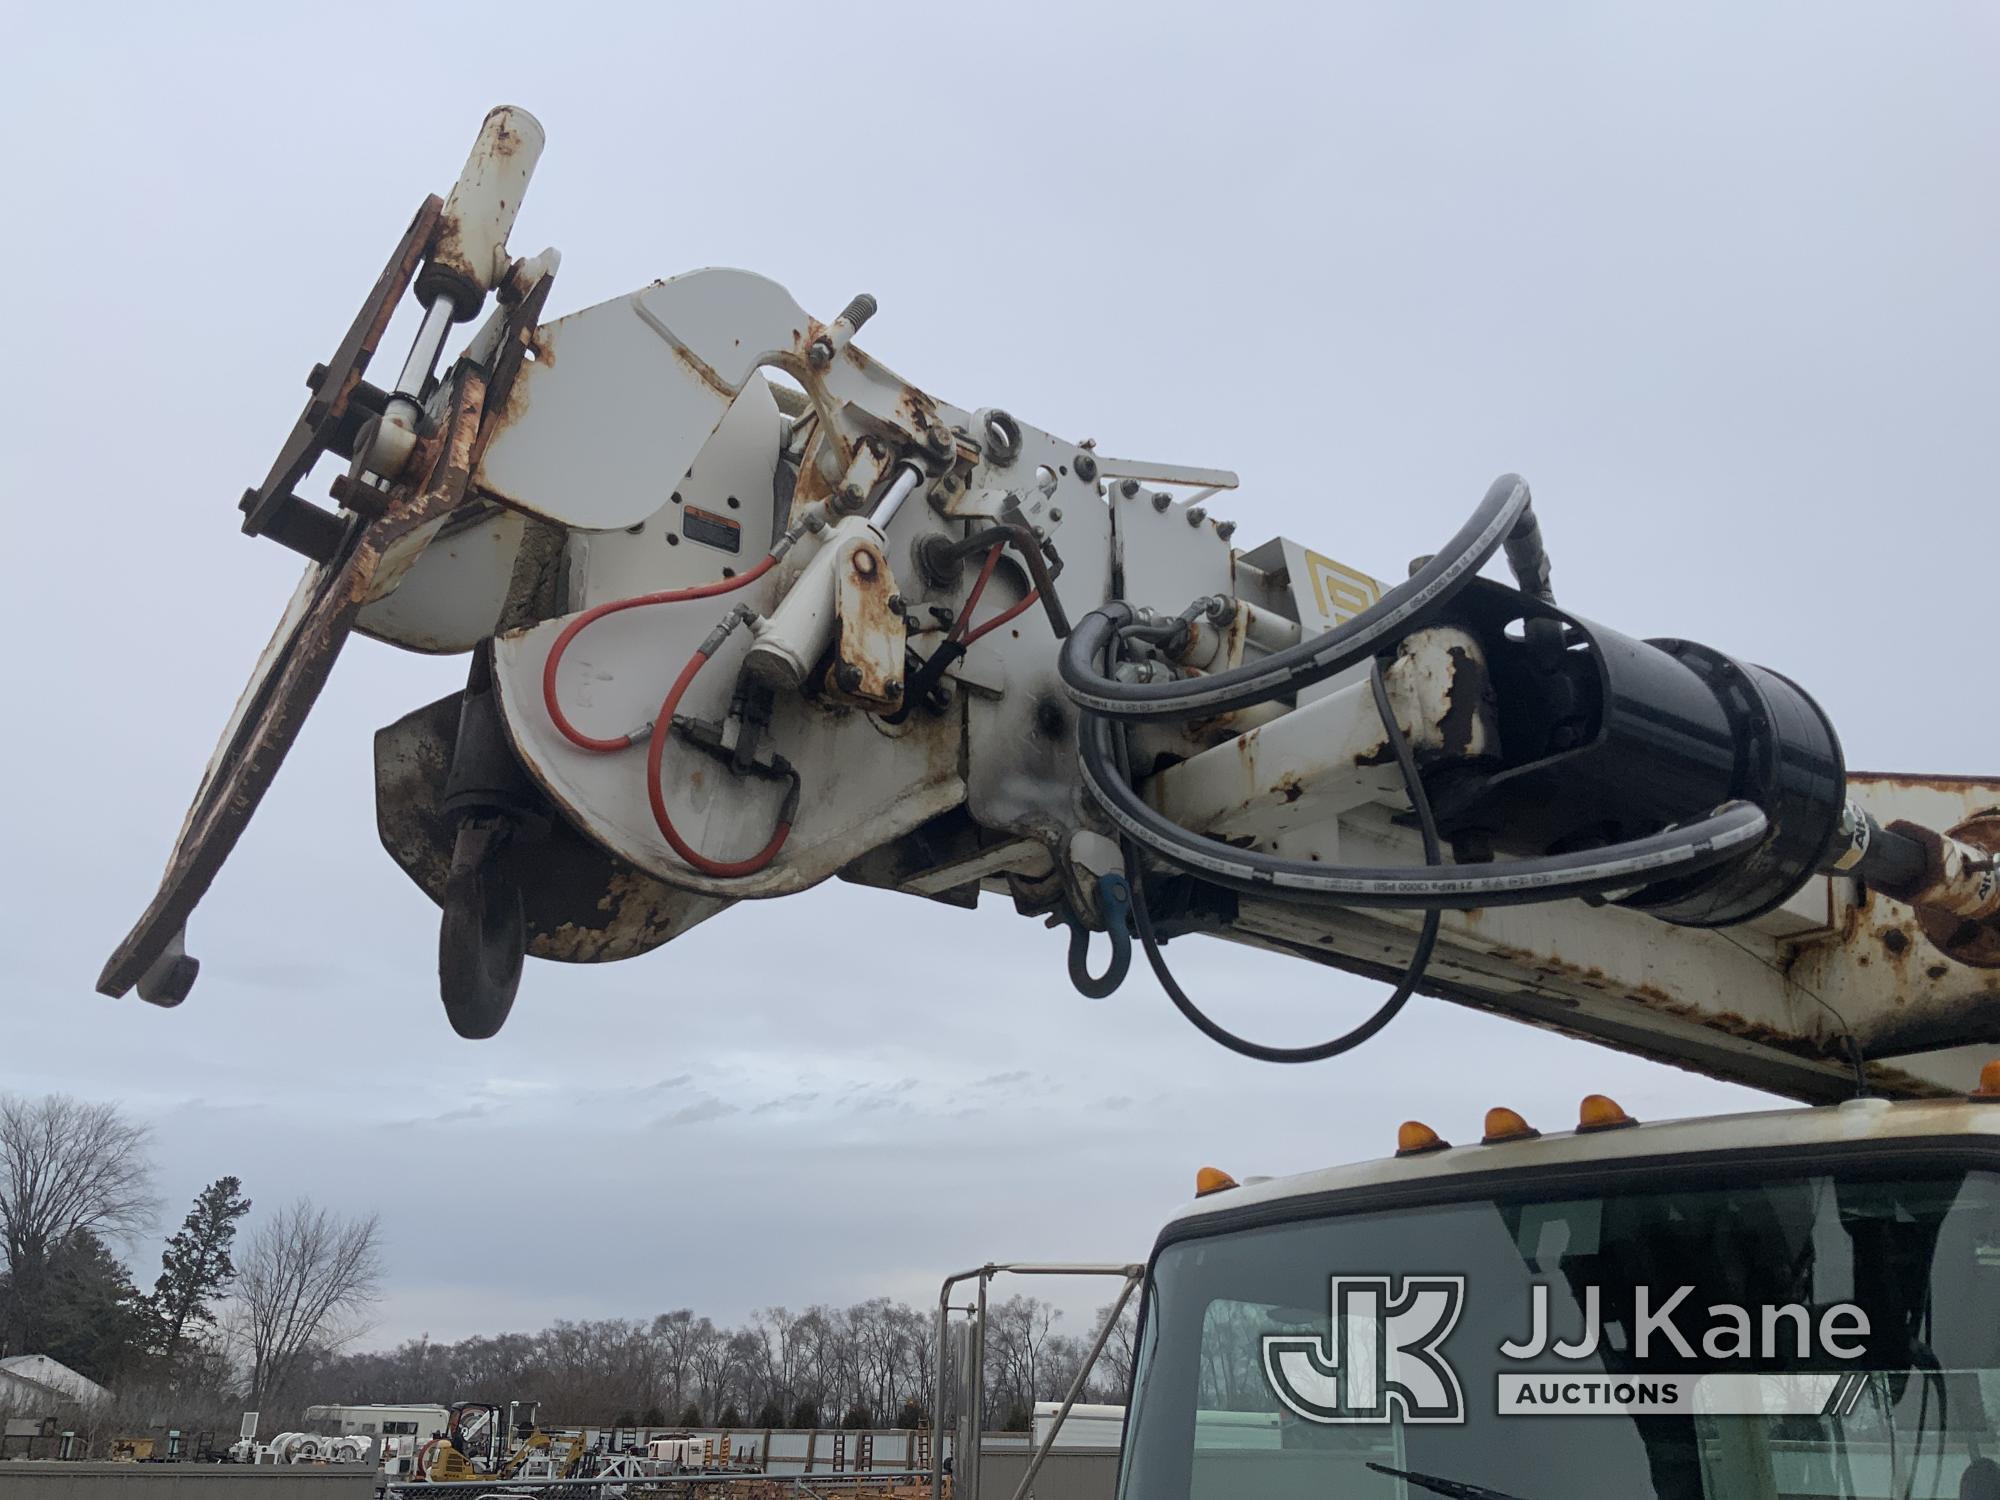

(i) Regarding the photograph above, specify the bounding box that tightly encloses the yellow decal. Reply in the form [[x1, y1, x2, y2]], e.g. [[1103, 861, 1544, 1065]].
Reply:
[[1305, 551, 1382, 624]]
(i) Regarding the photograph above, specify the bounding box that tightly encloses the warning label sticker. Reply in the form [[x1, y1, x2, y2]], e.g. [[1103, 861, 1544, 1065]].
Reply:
[[682, 505, 743, 554]]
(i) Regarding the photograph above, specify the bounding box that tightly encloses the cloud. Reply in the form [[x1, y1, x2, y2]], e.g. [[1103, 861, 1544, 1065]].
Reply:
[[654, 1096, 739, 1129], [750, 1091, 821, 1116], [427, 1101, 499, 1124]]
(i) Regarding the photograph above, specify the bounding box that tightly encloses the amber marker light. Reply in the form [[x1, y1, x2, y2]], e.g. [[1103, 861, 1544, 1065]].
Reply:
[[1971, 1059, 2000, 1101], [1577, 1094, 1640, 1132], [1482, 1106, 1541, 1143], [1396, 1121, 1450, 1156], [1195, 1166, 1239, 1197]]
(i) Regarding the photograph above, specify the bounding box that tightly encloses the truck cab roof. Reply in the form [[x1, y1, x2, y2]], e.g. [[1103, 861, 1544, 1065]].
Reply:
[[1163, 1091, 2000, 1238]]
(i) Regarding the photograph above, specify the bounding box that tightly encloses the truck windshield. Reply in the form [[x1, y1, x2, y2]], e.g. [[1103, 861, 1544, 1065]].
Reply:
[[1118, 1161, 2000, 1500]]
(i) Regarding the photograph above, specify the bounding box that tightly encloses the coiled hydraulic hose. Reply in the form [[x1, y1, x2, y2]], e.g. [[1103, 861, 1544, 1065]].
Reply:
[[1122, 661, 1443, 1064], [1067, 474, 1773, 909], [1059, 473, 1534, 720], [1076, 656, 1767, 906]]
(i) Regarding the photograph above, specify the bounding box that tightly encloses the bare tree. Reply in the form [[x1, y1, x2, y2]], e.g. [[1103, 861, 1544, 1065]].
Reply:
[[1088, 1298, 1140, 1401], [0, 1094, 157, 1356], [234, 1200, 382, 1406], [650, 1309, 701, 1417], [985, 1296, 1061, 1428]]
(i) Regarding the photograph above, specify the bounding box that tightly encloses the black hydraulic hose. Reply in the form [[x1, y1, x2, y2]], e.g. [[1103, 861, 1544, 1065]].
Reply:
[[1060, 473, 1535, 721], [1122, 661, 1442, 1064], [1078, 705, 1769, 907], [1066, 467, 1769, 908], [1501, 502, 1554, 605]]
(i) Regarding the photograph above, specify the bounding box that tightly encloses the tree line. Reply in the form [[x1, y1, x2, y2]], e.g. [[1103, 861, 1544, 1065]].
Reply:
[[0, 1093, 1136, 1445], [298, 1292, 1136, 1433]]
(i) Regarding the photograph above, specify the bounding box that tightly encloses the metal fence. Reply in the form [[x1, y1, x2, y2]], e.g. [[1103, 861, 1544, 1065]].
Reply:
[[382, 1472, 935, 1499], [0, 1464, 372, 1498]]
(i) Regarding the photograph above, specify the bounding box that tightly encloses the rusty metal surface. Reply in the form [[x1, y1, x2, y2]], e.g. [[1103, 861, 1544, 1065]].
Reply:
[[238, 196, 443, 547], [374, 695, 728, 962], [354, 268, 565, 653], [473, 271, 960, 536], [826, 534, 906, 710], [1873, 812, 2000, 968], [423, 107, 543, 305], [1230, 888, 1964, 1103], [1786, 774, 2000, 1059], [100, 359, 499, 999], [1920, 813, 2000, 965], [1195, 769, 2000, 1101], [355, 504, 530, 653], [1148, 632, 1488, 847]]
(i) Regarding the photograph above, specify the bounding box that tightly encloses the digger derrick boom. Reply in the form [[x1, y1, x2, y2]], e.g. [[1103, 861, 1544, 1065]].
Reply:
[[100, 108, 2000, 1097]]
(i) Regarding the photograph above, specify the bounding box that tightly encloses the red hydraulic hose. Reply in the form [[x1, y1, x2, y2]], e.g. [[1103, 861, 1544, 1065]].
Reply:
[[645, 648, 792, 877], [541, 554, 779, 752], [961, 589, 1041, 645], [953, 542, 1040, 646], [948, 544, 1004, 643], [541, 554, 789, 877]]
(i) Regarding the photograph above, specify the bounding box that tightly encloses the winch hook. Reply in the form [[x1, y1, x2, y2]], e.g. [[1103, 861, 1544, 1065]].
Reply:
[[1063, 872, 1134, 999]]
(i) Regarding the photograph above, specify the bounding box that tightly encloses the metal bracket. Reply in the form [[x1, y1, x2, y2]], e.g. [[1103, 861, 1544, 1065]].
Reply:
[[238, 195, 444, 559]]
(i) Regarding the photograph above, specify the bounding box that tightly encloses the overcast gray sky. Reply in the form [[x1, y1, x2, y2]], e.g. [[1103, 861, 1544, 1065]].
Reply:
[[5, 3, 1993, 1348]]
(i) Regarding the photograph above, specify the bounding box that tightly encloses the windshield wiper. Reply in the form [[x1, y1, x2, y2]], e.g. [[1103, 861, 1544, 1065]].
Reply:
[[1365, 1461, 1534, 1500]]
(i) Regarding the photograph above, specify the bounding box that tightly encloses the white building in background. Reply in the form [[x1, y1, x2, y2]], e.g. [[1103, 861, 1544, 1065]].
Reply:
[[0, 1355, 111, 1409], [302, 1403, 451, 1441]]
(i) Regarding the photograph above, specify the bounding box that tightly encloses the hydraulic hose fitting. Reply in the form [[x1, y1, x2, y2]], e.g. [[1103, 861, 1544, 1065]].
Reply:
[[1834, 805, 2000, 969]]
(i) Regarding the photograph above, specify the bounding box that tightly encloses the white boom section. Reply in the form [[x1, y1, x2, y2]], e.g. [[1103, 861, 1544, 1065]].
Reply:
[[100, 108, 2000, 1099]]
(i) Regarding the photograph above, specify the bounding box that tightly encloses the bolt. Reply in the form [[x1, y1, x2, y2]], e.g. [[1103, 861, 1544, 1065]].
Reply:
[[328, 473, 387, 519], [887, 594, 904, 614], [1151, 492, 1171, 513], [305, 362, 328, 391], [1049, 508, 1064, 523], [833, 662, 864, 693], [1073, 452, 1098, 483], [838, 292, 878, 330], [1120, 479, 1141, 499], [885, 681, 903, 697], [1187, 507, 1207, 526], [1216, 520, 1237, 542]]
